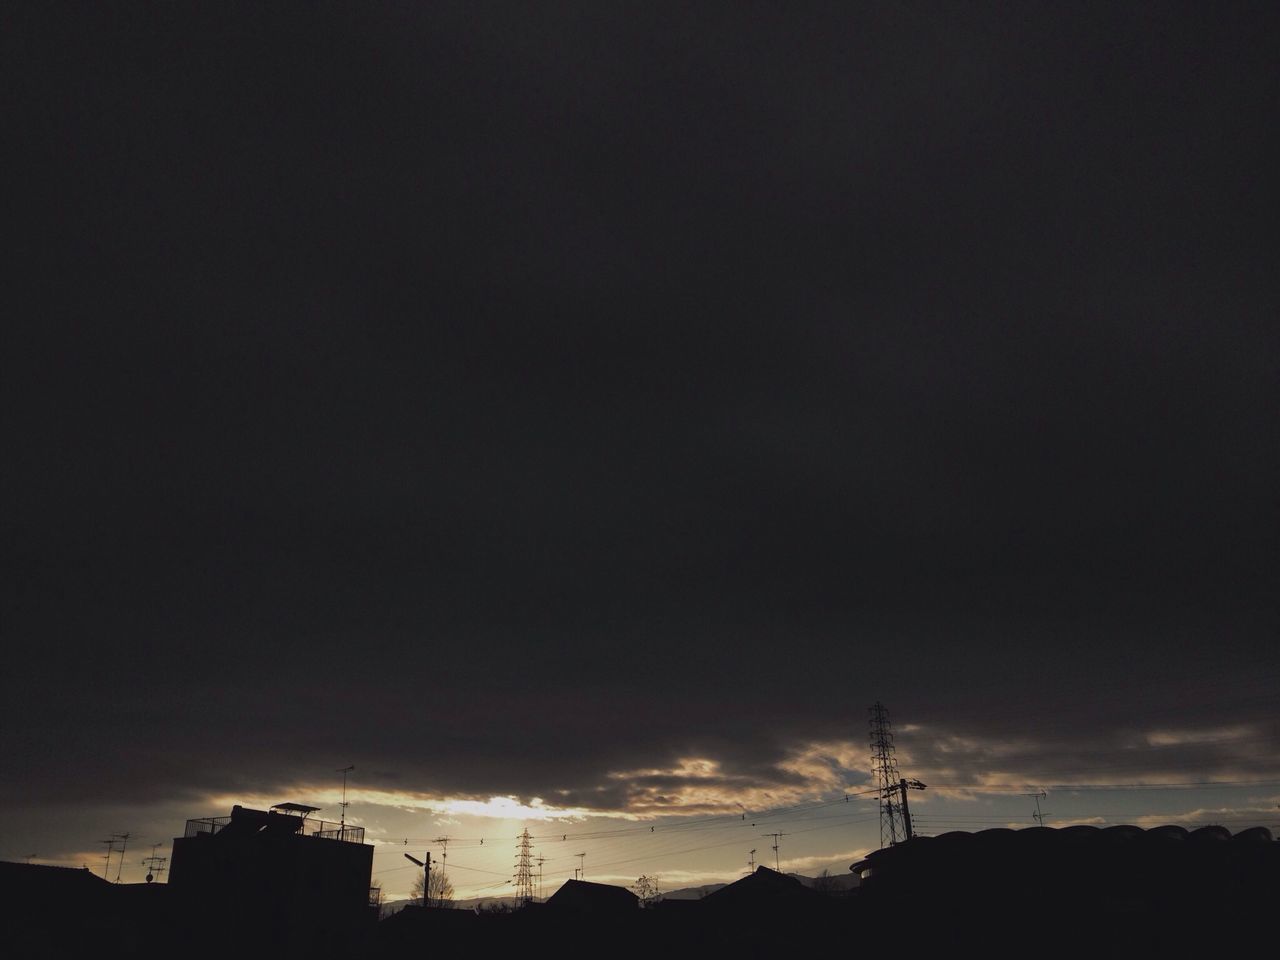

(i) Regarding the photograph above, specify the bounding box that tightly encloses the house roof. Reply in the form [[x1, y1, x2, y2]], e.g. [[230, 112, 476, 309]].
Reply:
[[850, 823, 1276, 877], [0, 861, 115, 906], [545, 879, 638, 911], [701, 866, 818, 908]]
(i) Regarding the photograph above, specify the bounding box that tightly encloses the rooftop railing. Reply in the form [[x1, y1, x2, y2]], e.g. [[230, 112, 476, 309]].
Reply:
[[184, 814, 365, 844]]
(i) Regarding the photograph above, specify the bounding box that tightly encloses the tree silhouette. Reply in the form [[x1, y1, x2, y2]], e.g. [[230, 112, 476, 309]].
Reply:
[[411, 868, 455, 908], [632, 875, 661, 907]]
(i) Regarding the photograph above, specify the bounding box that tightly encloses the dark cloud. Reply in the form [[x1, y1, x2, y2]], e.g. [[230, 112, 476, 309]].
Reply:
[[3, 2, 1277, 833]]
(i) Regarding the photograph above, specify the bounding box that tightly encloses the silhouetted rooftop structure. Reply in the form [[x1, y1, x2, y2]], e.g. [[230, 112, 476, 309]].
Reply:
[[701, 865, 820, 911], [0, 861, 168, 956], [850, 823, 1279, 924], [0, 860, 111, 897], [184, 801, 364, 843], [169, 803, 374, 957], [544, 878, 638, 913]]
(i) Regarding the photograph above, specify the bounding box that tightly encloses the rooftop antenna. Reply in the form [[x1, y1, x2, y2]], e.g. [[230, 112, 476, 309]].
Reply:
[[99, 839, 116, 880], [113, 833, 130, 883], [747, 848, 757, 875], [24, 853, 36, 864], [761, 833, 788, 872], [575, 852, 586, 881], [535, 855, 547, 901], [337, 765, 355, 837], [433, 836, 451, 879], [1025, 791, 1049, 826], [142, 843, 168, 884]]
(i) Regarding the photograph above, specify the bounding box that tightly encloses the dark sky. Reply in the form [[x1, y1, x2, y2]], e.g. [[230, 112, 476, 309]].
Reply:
[[3, 2, 1277, 830]]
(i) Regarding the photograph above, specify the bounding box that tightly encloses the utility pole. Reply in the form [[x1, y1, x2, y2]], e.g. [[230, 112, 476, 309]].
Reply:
[[761, 833, 788, 872], [337, 765, 355, 838], [898, 778, 926, 840], [404, 851, 431, 907], [1025, 791, 1049, 826], [535, 856, 547, 901]]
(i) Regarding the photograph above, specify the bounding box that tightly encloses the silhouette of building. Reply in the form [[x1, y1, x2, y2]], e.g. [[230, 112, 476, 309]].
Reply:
[[0, 861, 168, 956], [850, 823, 1279, 938], [168, 802, 374, 956], [544, 878, 638, 914], [700, 865, 821, 911]]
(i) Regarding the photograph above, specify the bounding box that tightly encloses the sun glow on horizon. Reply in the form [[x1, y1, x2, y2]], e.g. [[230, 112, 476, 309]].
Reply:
[[202, 789, 616, 824]]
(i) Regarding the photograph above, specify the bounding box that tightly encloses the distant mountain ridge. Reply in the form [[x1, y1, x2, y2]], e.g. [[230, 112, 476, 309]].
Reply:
[[381, 894, 520, 917], [657, 883, 727, 900]]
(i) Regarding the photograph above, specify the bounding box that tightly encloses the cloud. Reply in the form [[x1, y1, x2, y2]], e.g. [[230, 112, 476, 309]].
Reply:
[[3, 2, 1277, 874], [1144, 726, 1258, 748], [895, 718, 1280, 801]]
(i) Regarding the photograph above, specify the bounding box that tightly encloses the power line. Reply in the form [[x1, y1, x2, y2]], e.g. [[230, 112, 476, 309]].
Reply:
[[366, 776, 1276, 875], [369, 776, 1280, 855], [379, 788, 883, 849]]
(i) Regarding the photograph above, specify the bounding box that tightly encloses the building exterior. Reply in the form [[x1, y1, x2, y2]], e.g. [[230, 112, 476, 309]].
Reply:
[[850, 823, 1279, 922], [168, 802, 374, 956], [544, 878, 638, 914]]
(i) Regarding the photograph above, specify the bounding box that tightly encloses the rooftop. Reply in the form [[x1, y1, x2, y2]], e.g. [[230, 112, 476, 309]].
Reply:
[[184, 804, 365, 844]]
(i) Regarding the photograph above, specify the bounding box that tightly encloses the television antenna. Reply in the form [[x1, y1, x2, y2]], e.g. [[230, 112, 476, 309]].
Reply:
[[142, 843, 168, 884], [761, 833, 788, 872], [99, 839, 116, 880], [433, 836, 451, 880], [337, 765, 355, 835], [112, 833, 130, 883], [1025, 791, 1049, 826]]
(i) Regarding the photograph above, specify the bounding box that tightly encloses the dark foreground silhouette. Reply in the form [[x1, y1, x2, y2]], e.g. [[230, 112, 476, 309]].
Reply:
[[4, 823, 1276, 958]]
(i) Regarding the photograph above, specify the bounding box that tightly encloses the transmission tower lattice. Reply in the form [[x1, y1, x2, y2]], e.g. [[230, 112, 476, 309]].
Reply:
[[513, 829, 535, 904], [870, 702, 907, 848]]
